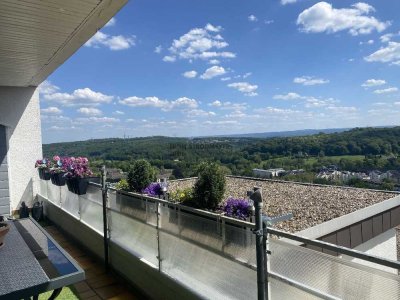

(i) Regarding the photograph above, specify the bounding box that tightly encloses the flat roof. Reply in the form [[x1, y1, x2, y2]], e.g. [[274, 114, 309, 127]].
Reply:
[[169, 176, 398, 233]]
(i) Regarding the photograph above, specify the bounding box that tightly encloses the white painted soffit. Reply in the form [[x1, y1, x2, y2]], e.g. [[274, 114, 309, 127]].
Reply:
[[0, 0, 127, 87]]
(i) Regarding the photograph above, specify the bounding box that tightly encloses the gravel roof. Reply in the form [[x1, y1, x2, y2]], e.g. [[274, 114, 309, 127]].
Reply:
[[169, 176, 398, 233]]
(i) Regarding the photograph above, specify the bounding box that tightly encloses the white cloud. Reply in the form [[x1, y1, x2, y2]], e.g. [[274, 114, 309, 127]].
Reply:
[[264, 20, 274, 25], [154, 45, 162, 53], [281, 0, 297, 4], [297, 2, 390, 36], [242, 72, 252, 79], [227, 82, 258, 96], [248, 15, 258, 22], [273, 92, 302, 100], [41, 107, 62, 115], [365, 42, 400, 65], [163, 55, 176, 62], [326, 106, 357, 113], [119, 96, 198, 111], [76, 117, 119, 123], [43, 87, 114, 106], [183, 70, 198, 78], [373, 87, 398, 94], [38, 81, 59, 95], [361, 79, 386, 87], [187, 109, 216, 117], [360, 39, 374, 45], [221, 77, 231, 81], [380, 33, 394, 43], [164, 24, 235, 63], [305, 97, 337, 108], [254, 107, 300, 115], [85, 31, 136, 50], [78, 107, 103, 116], [293, 76, 329, 86], [113, 110, 125, 115], [208, 59, 220, 65], [104, 17, 116, 27], [200, 66, 227, 79], [208, 101, 248, 111]]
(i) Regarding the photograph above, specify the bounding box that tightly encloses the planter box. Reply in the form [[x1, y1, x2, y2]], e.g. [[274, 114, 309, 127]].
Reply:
[[50, 173, 66, 186], [66, 178, 89, 195], [38, 168, 51, 180]]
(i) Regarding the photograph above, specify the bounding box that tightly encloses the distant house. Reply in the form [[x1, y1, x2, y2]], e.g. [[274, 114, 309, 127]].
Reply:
[[157, 169, 173, 182], [252, 168, 285, 179], [288, 169, 305, 175], [369, 170, 390, 183], [106, 168, 126, 183]]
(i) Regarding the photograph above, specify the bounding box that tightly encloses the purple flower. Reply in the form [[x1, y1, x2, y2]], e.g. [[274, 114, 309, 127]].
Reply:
[[223, 198, 251, 220], [142, 183, 162, 196]]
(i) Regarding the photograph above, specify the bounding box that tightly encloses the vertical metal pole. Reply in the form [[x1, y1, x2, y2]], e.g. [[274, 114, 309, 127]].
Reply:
[[250, 187, 266, 300], [156, 202, 162, 271], [101, 166, 109, 271], [263, 221, 270, 299]]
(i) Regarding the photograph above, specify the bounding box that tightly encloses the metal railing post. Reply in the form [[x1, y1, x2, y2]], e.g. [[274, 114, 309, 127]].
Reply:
[[250, 187, 267, 300], [101, 166, 109, 271], [156, 202, 162, 271]]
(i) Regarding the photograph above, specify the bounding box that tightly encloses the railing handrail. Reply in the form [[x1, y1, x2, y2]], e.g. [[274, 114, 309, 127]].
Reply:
[[267, 226, 400, 270]]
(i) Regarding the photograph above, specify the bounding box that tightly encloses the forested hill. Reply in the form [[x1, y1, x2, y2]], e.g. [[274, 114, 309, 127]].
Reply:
[[44, 127, 400, 159], [43, 127, 400, 176]]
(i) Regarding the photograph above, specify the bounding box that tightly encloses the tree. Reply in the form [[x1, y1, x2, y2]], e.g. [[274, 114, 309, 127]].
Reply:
[[127, 159, 155, 192], [193, 162, 226, 209]]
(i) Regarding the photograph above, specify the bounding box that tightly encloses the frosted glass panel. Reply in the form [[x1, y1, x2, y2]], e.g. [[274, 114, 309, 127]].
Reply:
[[109, 210, 158, 267], [159, 229, 257, 300], [81, 184, 102, 204], [39, 180, 48, 199], [47, 182, 61, 206], [269, 239, 400, 300], [80, 198, 103, 233], [223, 223, 256, 266], [179, 210, 222, 251], [61, 190, 79, 218]]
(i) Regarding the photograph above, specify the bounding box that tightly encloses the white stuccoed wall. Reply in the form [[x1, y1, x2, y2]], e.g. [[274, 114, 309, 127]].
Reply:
[[0, 86, 42, 214]]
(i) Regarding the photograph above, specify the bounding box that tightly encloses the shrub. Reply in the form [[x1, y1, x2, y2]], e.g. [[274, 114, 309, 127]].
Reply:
[[115, 179, 130, 191], [169, 187, 193, 203], [142, 182, 162, 196], [193, 162, 226, 209], [223, 198, 251, 220], [127, 159, 155, 192]]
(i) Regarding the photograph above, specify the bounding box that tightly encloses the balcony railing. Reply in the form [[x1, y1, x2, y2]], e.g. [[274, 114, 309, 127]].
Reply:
[[38, 179, 400, 300]]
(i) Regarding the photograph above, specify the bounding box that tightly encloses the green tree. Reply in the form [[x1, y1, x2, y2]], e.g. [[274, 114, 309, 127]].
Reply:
[[193, 162, 226, 209], [127, 159, 155, 192]]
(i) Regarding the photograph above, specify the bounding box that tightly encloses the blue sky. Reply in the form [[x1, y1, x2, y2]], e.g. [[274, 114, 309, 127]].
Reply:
[[40, 0, 400, 143]]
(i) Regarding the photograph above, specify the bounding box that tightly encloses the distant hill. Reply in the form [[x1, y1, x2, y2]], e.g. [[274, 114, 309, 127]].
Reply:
[[215, 128, 350, 138], [43, 126, 400, 177]]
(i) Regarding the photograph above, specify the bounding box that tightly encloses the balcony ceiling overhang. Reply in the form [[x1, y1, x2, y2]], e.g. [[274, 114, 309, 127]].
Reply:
[[0, 0, 127, 87]]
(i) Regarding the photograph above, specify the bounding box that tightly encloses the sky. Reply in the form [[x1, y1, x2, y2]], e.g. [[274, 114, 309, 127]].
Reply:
[[40, 0, 400, 143]]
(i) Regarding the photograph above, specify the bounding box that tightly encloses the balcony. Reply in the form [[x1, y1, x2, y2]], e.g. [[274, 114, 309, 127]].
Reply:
[[37, 178, 400, 300]]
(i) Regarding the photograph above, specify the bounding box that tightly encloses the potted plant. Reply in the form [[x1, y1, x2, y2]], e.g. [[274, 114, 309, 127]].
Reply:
[[0, 221, 10, 248], [65, 157, 93, 195], [50, 156, 68, 186], [35, 158, 51, 180]]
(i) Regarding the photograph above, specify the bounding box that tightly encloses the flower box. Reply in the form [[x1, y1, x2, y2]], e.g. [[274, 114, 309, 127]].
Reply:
[[38, 168, 51, 180], [50, 173, 66, 186], [66, 177, 89, 195]]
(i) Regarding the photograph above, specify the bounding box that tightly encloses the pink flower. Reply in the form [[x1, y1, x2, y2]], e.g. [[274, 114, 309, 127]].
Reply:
[[53, 155, 60, 161]]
